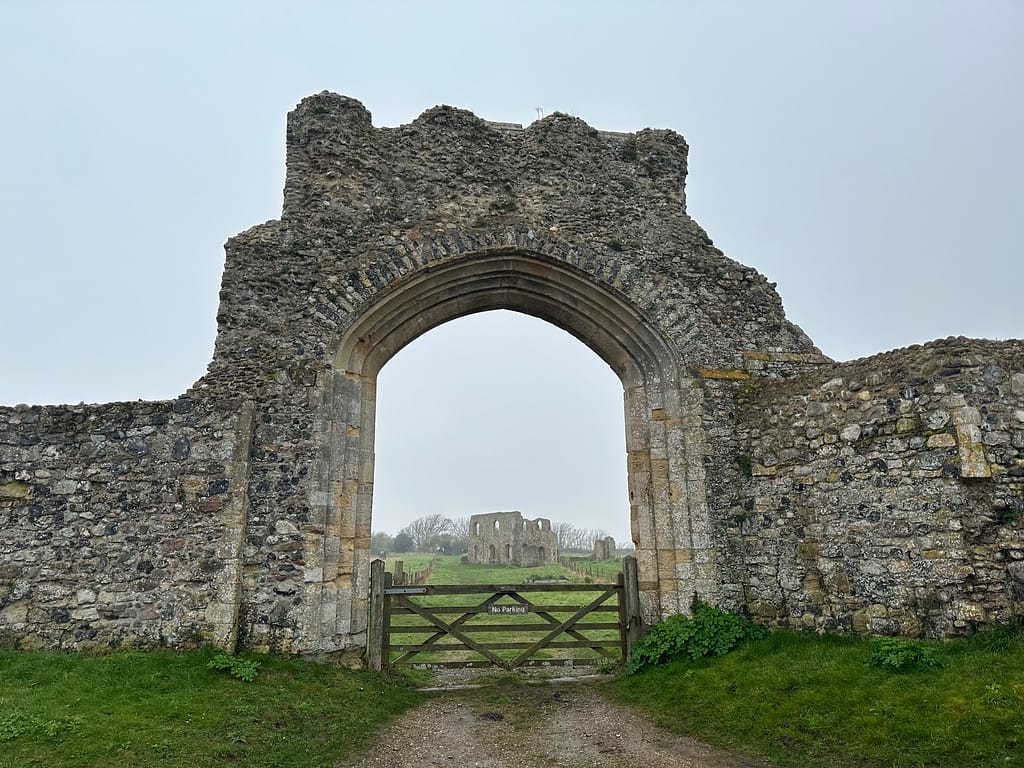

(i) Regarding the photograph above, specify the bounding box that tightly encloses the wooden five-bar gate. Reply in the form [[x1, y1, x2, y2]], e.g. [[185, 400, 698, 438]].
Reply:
[[367, 557, 642, 671]]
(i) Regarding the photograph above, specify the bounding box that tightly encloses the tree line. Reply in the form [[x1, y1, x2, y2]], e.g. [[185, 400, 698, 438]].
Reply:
[[370, 513, 624, 555]]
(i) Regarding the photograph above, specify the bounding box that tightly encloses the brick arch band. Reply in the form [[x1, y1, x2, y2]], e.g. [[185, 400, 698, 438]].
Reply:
[[305, 247, 720, 652]]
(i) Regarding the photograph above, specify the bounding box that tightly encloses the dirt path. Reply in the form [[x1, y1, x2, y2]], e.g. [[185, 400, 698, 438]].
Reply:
[[342, 680, 764, 768]]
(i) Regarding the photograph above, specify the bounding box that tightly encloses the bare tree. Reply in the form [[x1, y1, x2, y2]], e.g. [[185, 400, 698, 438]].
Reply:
[[553, 521, 579, 551], [370, 531, 394, 555], [553, 521, 592, 552], [444, 516, 471, 554], [553, 522, 615, 553], [449, 516, 471, 538], [401, 513, 456, 551]]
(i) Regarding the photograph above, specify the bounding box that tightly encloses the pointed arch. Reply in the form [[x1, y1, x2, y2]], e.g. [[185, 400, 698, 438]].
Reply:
[[303, 248, 718, 651]]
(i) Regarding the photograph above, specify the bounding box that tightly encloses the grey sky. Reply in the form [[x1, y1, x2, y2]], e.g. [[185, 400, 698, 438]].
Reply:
[[2, 2, 1021, 541]]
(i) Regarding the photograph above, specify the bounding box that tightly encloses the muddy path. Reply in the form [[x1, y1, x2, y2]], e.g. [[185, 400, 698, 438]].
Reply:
[[342, 680, 764, 768]]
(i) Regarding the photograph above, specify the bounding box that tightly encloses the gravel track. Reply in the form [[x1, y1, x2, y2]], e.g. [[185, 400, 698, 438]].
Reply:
[[342, 679, 764, 768]]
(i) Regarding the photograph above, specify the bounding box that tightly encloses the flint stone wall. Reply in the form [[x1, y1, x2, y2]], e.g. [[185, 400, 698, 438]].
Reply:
[[0, 398, 251, 650], [205, 92, 825, 653], [727, 338, 1024, 636], [0, 92, 1021, 653]]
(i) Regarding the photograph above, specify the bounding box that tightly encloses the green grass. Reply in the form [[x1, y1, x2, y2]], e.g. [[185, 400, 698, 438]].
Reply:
[[385, 553, 625, 586], [561, 557, 624, 583], [424, 554, 584, 585], [608, 627, 1024, 768], [384, 552, 435, 578], [0, 648, 422, 768]]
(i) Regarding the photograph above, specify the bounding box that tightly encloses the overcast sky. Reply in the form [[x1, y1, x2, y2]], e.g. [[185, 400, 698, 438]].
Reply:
[[2, 2, 1021, 542]]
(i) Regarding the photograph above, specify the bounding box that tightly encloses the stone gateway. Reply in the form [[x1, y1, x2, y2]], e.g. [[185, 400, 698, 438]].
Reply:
[[1, 93, 1022, 654]]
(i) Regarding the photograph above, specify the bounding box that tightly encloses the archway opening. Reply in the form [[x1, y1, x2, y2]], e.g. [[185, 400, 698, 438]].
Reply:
[[371, 310, 632, 573], [314, 248, 712, 650]]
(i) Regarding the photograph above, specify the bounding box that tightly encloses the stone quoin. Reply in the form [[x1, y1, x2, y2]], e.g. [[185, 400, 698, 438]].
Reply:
[[1, 93, 1022, 654]]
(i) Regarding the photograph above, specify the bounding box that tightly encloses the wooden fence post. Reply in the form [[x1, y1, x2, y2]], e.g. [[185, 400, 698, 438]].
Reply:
[[367, 559, 388, 671], [381, 569, 393, 666], [622, 555, 643, 657], [617, 570, 629, 663]]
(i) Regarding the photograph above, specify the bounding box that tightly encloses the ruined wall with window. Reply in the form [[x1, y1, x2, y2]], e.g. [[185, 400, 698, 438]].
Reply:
[[465, 512, 558, 567]]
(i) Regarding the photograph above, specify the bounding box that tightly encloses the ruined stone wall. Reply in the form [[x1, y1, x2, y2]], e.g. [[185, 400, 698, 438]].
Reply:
[[205, 93, 824, 651], [593, 536, 616, 561], [727, 338, 1024, 637], [0, 398, 251, 650], [201, 92, 820, 396], [467, 512, 558, 567], [1, 92, 1019, 654]]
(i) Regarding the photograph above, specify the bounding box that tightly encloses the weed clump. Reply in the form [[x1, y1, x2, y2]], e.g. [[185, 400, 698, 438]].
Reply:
[[967, 620, 1024, 652], [867, 637, 941, 671], [206, 653, 262, 682], [627, 597, 766, 673], [0, 710, 82, 742]]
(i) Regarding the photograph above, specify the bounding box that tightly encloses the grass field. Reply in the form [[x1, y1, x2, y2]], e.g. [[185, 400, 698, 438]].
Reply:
[[0, 648, 421, 768], [384, 553, 629, 584], [382, 552, 434, 581], [609, 627, 1024, 768], [426, 554, 586, 584], [561, 557, 625, 583]]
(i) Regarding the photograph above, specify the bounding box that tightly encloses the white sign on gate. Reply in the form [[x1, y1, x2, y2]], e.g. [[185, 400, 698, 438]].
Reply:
[[488, 604, 530, 615]]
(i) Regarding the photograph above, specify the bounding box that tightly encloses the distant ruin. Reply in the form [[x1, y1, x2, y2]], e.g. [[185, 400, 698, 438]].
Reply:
[[1, 92, 1021, 656], [593, 536, 616, 562], [465, 511, 558, 567]]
